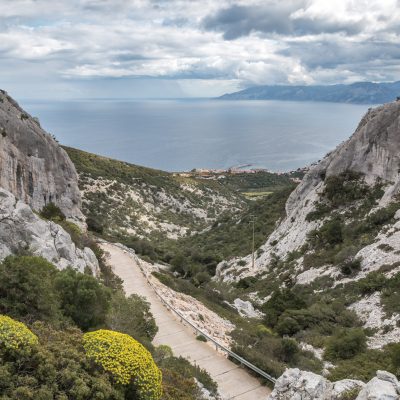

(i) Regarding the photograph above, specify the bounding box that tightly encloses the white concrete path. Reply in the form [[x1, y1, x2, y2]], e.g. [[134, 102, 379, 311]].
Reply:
[[100, 242, 271, 400]]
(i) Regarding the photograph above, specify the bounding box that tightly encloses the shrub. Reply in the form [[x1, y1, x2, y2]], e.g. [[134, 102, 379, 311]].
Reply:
[[328, 347, 393, 382], [60, 220, 85, 248], [39, 202, 65, 222], [308, 218, 343, 248], [236, 276, 257, 289], [0, 315, 38, 356], [338, 387, 362, 400], [86, 216, 104, 234], [196, 334, 207, 342], [0, 256, 62, 324], [275, 316, 301, 336], [83, 330, 162, 400], [278, 338, 299, 363], [55, 267, 111, 331], [324, 328, 367, 361], [106, 291, 158, 343], [340, 258, 361, 276], [262, 289, 307, 328], [323, 171, 367, 207], [0, 322, 124, 399], [159, 355, 218, 396], [357, 272, 387, 295]]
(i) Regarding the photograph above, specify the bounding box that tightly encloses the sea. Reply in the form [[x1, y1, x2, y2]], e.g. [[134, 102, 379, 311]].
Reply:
[[21, 99, 373, 172]]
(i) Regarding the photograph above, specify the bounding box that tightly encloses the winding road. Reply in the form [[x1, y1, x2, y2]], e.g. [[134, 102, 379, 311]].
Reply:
[[100, 242, 271, 400]]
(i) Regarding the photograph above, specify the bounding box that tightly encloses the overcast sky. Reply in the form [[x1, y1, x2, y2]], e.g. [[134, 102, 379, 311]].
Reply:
[[1, 0, 400, 99]]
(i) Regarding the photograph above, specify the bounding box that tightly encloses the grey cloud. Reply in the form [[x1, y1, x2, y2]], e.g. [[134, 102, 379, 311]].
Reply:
[[203, 2, 365, 39], [279, 39, 400, 70]]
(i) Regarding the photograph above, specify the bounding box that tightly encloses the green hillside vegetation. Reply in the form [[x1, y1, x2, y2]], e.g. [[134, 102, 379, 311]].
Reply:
[[65, 146, 246, 240], [0, 254, 217, 400]]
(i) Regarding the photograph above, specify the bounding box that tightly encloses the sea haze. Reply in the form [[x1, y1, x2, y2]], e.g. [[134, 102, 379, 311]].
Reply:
[[21, 99, 372, 172]]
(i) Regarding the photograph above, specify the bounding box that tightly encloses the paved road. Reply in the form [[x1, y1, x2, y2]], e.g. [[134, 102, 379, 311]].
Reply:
[[100, 242, 271, 400]]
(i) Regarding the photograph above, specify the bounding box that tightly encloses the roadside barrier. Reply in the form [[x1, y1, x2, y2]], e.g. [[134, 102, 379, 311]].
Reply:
[[114, 243, 277, 385]]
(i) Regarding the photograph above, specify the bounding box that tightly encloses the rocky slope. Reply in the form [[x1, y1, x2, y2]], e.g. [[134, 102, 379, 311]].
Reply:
[[65, 146, 245, 240], [217, 100, 400, 350], [0, 90, 83, 223]]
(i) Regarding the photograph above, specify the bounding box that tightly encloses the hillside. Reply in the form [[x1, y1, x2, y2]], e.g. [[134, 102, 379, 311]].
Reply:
[[219, 81, 400, 104], [65, 146, 296, 243], [213, 100, 400, 385]]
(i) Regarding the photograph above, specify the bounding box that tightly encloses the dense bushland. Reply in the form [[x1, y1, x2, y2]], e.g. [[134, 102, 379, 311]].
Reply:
[[0, 255, 216, 399]]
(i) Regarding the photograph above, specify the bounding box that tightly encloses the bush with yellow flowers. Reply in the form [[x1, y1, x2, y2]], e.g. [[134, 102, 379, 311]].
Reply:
[[83, 329, 162, 400], [0, 315, 38, 356]]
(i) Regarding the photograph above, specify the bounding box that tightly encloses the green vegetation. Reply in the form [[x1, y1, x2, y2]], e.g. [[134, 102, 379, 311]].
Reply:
[[64, 146, 400, 385], [303, 180, 400, 270], [328, 344, 400, 382], [39, 202, 66, 222], [64, 146, 245, 242], [106, 291, 158, 346], [0, 255, 217, 399], [324, 329, 367, 361], [83, 330, 162, 399], [134, 186, 294, 286]]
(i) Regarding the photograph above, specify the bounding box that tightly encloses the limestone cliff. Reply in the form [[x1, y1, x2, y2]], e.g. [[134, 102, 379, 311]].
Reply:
[[0, 188, 98, 274], [0, 90, 83, 222]]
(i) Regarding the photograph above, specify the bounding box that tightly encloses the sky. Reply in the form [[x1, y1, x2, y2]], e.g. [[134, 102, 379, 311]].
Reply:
[[1, 0, 400, 99]]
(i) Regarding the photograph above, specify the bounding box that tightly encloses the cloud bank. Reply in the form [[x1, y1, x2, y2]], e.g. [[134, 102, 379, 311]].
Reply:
[[0, 0, 399, 98]]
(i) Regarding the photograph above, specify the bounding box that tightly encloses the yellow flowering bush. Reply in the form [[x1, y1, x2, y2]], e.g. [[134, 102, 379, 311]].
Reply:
[[0, 315, 38, 355], [83, 329, 162, 400]]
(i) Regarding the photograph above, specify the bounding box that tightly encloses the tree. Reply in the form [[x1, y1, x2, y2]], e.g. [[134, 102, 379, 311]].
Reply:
[[262, 289, 307, 328], [0, 256, 62, 324], [55, 267, 111, 331], [106, 291, 158, 343], [325, 328, 367, 361]]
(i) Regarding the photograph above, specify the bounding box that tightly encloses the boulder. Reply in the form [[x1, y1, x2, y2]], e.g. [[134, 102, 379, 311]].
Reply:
[[269, 368, 333, 400], [232, 298, 263, 318], [356, 371, 400, 400]]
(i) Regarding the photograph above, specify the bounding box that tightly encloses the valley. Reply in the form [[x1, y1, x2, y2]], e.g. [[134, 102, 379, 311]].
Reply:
[[0, 89, 400, 399]]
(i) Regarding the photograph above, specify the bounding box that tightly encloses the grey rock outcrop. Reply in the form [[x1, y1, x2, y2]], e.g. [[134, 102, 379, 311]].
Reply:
[[232, 298, 263, 319], [0, 188, 98, 274], [268, 368, 399, 400], [356, 371, 400, 400], [0, 90, 83, 222], [268, 368, 335, 400]]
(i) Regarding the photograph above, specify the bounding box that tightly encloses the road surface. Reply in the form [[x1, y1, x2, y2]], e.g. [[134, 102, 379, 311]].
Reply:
[[100, 242, 271, 400]]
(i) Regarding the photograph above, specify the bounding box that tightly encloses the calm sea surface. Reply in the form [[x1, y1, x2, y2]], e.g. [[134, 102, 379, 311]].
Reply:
[[21, 99, 372, 172]]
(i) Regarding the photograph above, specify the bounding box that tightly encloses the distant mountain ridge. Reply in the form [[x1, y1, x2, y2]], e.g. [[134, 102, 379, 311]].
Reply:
[[219, 81, 400, 104]]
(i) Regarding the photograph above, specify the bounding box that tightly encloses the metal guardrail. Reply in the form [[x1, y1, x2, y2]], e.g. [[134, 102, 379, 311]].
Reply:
[[121, 246, 276, 385]]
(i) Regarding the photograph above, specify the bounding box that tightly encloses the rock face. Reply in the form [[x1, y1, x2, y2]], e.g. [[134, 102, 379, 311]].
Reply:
[[217, 101, 400, 282], [0, 188, 98, 274], [0, 90, 83, 222], [269, 368, 400, 400]]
